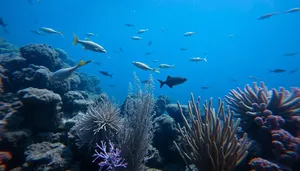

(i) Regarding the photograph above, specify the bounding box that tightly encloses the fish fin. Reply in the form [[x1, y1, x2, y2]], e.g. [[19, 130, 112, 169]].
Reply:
[[153, 68, 160, 73], [72, 34, 79, 45], [204, 58, 207, 62], [157, 79, 165, 88], [59, 32, 64, 38], [77, 59, 92, 67], [167, 76, 172, 80], [167, 84, 173, 88], [85, 37, 89, 41]]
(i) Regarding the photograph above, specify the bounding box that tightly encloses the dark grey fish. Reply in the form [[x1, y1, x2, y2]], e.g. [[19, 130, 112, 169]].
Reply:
[[258, 12, 278, 20], [94, 62, 101, 66], [142, 80, 151, 84], [148, 41, 152, 46], [125, 24, 134, 27], [283, 52, 299, 56], [145, 52, 153, 55], [201, 86, 210, 89], [270, 69, 287, 73], [289, 69, 299, 74], [0, 17, 9, 33], [158, 76, 187, 88], [0, 17, 7, 28], [180, 48, 188, 51], [99, 71, 113, 78], [119, 47, 123, 53]]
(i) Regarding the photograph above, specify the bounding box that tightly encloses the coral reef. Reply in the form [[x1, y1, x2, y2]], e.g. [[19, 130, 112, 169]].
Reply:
[[225, 82, 300, 170], [0, 38, 19, 54], [153, 114, 182, 167], [24, 142, 72, 171], [174, 93, 249, 171], [165, 104, 189, 124], [19, 44, 64, 71], [17, 87, 63, 132], [154, 95, 170, 116]]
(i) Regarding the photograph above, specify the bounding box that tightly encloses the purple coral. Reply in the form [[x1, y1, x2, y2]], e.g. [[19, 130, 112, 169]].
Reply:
[[93, 141, 127, 171]]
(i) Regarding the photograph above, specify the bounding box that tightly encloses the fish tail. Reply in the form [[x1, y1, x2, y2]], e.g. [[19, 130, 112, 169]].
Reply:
[[77, 59, 92, 67], [157, 79, 165, 88], [204, 58, 208, 62], [72, 34, 79, 45], [153, 68, 160, 73], [59, 32, 64, 38]]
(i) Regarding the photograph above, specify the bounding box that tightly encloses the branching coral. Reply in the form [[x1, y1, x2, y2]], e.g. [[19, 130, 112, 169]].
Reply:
[[73, 98, 122, 149], [174, 93, 249, 171], [118, 72, 155, 171]]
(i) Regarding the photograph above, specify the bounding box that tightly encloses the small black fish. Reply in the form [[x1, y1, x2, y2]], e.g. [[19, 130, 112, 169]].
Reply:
[[0, 17, 9, 33], [258, 13, 278, 20], [230, 79, 237, 82], [0, 17, 7, 28], [119, 47, 123, 53], [142, 80, 151, 84], [124, 24, 134, 27], [145, 52, 153, 55], [148, 41, 152, 46], [158, 76, 187, 88], [94, 62, 101, 66], [289, 69, 299, 74], [201, 86, 210, 89], [99, 71, 113, 78], [283, 52, 299, 56], [180, 48, 188, 51], [270, 69, 286, 73]]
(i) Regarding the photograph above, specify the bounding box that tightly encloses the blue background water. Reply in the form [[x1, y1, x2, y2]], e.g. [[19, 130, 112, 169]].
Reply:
[[1, 0, 299, 104]]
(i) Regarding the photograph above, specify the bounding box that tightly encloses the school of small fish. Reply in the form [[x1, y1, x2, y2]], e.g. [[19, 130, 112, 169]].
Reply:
[[1, 4, 299, 89]]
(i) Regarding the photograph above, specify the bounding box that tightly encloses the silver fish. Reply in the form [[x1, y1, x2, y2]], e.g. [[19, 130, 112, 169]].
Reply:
[[132, 61, 160, 73], [39, 27, 63, 37], [190, 57, 207, 62], [51, 60, 91, 81], [73, 34, 106, 53]]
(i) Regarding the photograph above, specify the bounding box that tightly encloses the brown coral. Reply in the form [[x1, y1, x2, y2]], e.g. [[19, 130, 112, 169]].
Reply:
[[174, 93, 249, 171]]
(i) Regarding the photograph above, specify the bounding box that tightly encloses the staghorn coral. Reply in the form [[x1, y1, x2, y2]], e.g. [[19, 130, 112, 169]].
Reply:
[[118, 72, 156, 171], [72, 97, 122, 150], [174, 93, 249, 171]]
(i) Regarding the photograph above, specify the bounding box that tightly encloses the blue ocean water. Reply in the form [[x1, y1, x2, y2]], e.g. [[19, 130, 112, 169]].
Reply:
[[1, 0, 300, 103]]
